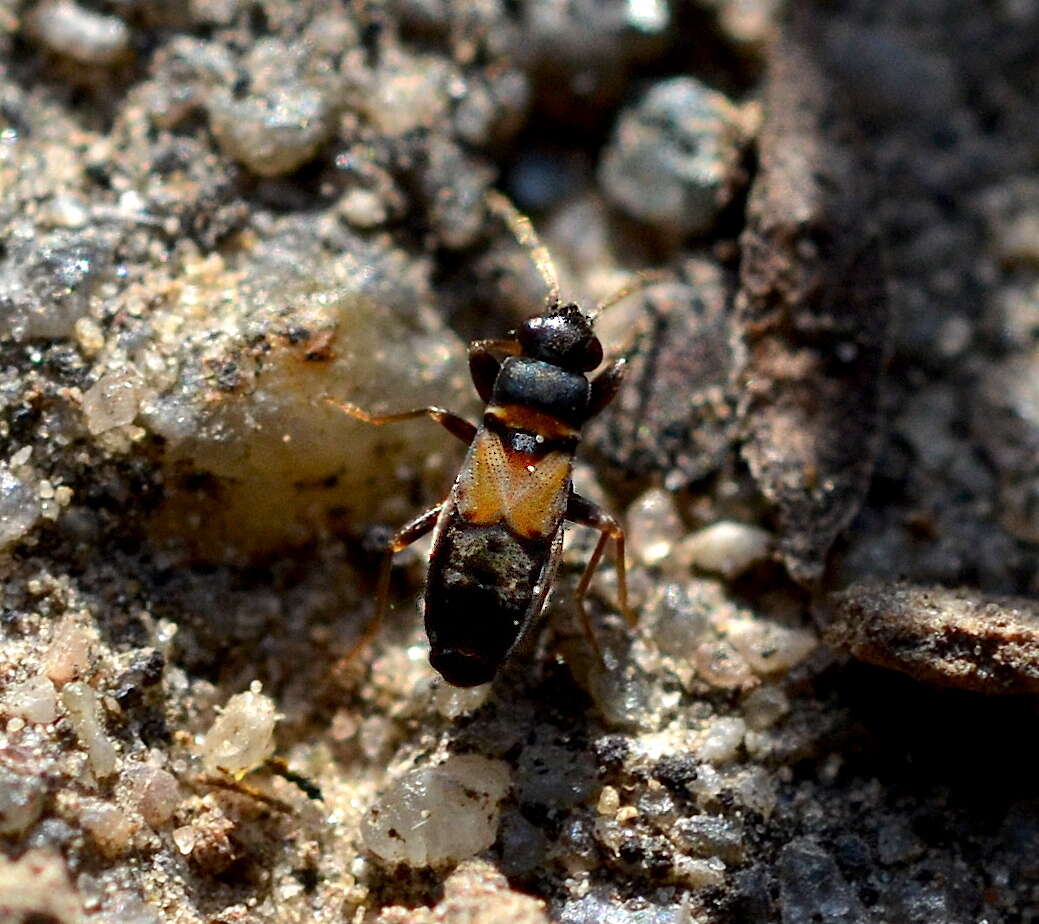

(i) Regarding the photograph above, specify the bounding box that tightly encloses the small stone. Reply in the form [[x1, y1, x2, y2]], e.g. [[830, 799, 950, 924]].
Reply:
[[0, 766, 45, 836], [742, 684, 790, 730], [0, 466, 42, 551], [3, 674, 59, 724], [0, 848, 82, 924], [726, 617, 817, 677], [626, 488, 685, 567], [692, 638, 756, 690], [28, 0, 131, 66], [697, 716, 747, 765], [199, 686, 278, 777], [124, 764, 180, 828], [362, 755, 510, 867], [433, 682, 491, 719], [679, 521, 773, 579], [44, 619, 93, 687], [597, 786, 621, 816], [673, 855, 726, 889], [61, 681, 119, 778], [600, 76, 747, 236], [205, 39, 339, 177], [672, 814, 745, 863], [779, 837, 868, 923], [79, 799, 137, 858], [81, 365, 145, 435]]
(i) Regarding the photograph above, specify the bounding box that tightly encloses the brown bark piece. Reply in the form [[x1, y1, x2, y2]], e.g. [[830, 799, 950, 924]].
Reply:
[[826, 582, 1039, 694], [737, 14, 890, 585]]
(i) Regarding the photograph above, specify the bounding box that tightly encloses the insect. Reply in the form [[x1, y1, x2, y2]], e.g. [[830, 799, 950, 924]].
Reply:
[[328, 191, 647, 688]]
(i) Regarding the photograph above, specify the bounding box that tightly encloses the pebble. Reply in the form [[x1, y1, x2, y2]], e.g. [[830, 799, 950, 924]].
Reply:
[[199, 685, 277, 777], [43, 619, 93, 687], [81, 365, 145, 435], [362, 755, 510, 867], [433, 681, 491, 719], [3, 674, 59, 724], [124, 764, 181, 828], [726, 617, 817, 677], [0, 765, 45, 836], [742, 684, 790, 730], [61, 681, 119, 779], [697, 716, 747, 765], [626, 488, 685, 567], [205, 40, 339, 177], [79, 799, 137, 858], [778, 837, 868, 923], [678, 521, 772, 579], [28, 0, 131, 66], [599, 76, 747, 236], [0, 467, 42, 551], [0, 848, 83, 923]]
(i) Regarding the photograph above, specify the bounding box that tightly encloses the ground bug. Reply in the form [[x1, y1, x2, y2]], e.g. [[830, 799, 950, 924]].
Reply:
[[328, 191, 655, 687]]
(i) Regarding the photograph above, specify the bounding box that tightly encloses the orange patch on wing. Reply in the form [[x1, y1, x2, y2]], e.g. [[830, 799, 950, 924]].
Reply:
[[456, 429, 571, 539]]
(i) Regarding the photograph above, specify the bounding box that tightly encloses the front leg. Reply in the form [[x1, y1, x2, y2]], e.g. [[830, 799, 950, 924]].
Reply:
[[468, 338, 519, 404], [586, 357, 627, 419], [565, 490, 635, 658]]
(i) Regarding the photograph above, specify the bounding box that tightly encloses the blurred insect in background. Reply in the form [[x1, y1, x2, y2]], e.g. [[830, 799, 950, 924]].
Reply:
[[328, 190, 658, 687]]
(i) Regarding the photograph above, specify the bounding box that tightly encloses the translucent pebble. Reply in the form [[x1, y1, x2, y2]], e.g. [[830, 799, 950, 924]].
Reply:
[[626, 488, 684, 567], [61, 682, 119, 778], [433, 682, 491, 719], [732, 766, 778, 819], [362, 755, 510, 867], [44, 619, 92, 687], [3, 674, 58, 724], [0, 848, 83, 923], [0, 766, 45, 835], [679, 521, 772, 578], [644, 583, 710, 658], [697, 716, 747, 765], [199, 687, 278, 777], [124, 764, 180, 828], [81, 366, 144, 435], [726, 618, 817, 676], [0, 467, 42, 551], [692, 639, 756, 689], [29, 0, 131, 65], [742, 685, 790, 730], [673, 855, 726, 888], [79, 799, 137, 857]]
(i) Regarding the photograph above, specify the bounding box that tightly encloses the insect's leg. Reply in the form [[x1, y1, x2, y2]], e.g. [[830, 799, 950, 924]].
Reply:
[[340, 502, 444, 668], [566, 491, 636, 658], [468, 338, 519, 403], [324, 398, 476, 444], [485, 189, 561, 307], [586, 357, 627, 419]]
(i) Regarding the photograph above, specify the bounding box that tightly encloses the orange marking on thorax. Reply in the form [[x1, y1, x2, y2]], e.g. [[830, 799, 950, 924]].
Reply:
[[486, 404, 579, 440], [456, 428, 572, 539]]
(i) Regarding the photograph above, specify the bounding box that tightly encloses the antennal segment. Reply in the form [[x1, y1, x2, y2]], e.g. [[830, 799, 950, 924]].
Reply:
[[589, 269, 671, 322], [485, 189, 561, 307]]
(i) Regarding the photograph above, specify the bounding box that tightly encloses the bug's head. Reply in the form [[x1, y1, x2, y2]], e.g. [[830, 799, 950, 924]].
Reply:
[[518, 302, 603, 372]]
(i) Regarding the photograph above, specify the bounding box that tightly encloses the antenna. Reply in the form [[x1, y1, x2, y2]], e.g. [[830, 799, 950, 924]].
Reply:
[[589, 269, 671, 322], [485, 189, 561, 307]]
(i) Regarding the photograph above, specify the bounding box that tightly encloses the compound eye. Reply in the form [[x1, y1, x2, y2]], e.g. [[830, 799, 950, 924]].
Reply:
[[580, 336, 604, 371]]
